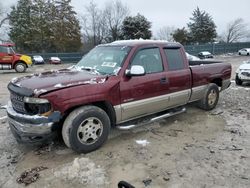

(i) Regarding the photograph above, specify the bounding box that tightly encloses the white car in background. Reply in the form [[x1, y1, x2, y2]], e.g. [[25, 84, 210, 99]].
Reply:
[[32, 55, 45, 64], [235, 60, 250, 85], [186, 52, 200, 61], [238, 48, 250, 56]]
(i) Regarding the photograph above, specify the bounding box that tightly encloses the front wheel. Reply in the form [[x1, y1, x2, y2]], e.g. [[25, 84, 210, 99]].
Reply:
[[15, 62, 27, 73], [198, 83, 219, 111], [62, 105, 111, 153]]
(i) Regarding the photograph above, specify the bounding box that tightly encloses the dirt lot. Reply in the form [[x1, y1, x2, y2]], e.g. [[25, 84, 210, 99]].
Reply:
[[0, 55, 250, 188]]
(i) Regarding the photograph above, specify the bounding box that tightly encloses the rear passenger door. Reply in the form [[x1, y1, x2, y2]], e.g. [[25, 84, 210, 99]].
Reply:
[[163, 47, 192, 107], [120, 47, 169, 121]]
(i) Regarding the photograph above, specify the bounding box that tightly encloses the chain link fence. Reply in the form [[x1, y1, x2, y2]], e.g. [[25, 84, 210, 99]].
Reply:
[[184, 42, 250, 55], [28, 42, 250, 63]]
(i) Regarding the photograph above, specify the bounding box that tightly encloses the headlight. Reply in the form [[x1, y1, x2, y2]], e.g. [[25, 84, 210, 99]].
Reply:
[[24, 97, 49, 104], [24, 97, 51, 115]]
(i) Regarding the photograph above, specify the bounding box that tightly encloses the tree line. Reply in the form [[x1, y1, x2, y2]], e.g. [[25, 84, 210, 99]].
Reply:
[[0, 0, 249, 53]]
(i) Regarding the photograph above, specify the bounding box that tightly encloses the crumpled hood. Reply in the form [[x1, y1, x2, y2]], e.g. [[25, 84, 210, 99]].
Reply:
[[11, 69, 107, 96], [239, 62, 250, 70]]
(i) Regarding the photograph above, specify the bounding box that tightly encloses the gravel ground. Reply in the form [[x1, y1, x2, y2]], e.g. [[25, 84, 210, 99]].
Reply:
[[0, 55, 250, 188]]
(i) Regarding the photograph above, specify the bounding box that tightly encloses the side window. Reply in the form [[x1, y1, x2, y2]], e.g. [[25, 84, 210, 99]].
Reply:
[[131, 48, 163, 74], [0, 46, 9, 53], [164, 48, 185, 71]]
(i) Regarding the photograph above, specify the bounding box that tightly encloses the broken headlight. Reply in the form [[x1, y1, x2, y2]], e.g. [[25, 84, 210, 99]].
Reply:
[[24, 97, 51, 115]]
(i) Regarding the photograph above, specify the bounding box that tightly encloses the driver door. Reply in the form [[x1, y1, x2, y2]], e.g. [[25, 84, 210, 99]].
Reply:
[[0, 46, 13, 64], [120, 47, 169, 121]]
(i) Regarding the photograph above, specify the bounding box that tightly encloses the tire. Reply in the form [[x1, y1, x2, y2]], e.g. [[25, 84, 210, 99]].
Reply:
[[62, 105, 111, 153], [239, 52, 241, 55], [235, 75, 242, 85], [198, 83, 219, 111], [247, 53, 249, 56], [15, 62, 27, 73]]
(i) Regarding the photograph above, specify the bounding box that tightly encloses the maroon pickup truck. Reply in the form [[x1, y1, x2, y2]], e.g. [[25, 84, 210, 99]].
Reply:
[[7, 40, 231, 153]]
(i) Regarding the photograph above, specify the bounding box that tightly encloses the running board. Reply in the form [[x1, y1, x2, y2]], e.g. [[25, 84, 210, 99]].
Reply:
[[116, 107, 186, 130]]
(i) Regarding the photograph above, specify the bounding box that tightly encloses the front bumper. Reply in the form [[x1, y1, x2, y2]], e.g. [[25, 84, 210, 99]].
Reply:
[[238, 72, 250, 81], [7, 102, 62, 144]]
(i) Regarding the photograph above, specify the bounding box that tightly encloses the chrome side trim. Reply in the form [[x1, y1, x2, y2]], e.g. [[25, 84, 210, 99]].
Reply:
[[189, 85, 208, 102], [115, 89, 191, 123], [116, 107, 186, 130]]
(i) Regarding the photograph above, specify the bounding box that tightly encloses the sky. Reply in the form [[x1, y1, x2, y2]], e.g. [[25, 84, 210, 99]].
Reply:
[[2, 0, 250, 36]]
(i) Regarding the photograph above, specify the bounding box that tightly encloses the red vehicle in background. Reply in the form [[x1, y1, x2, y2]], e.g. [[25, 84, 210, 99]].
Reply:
[[48, 57, 62, 64], [0, 43, 32, 72]]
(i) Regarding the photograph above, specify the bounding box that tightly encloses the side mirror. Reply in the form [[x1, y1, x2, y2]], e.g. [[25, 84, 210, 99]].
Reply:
[[126, 65, 145, 77]]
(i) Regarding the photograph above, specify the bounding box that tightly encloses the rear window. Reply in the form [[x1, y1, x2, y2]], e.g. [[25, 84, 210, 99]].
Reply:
[[164, 48, 185, 71]]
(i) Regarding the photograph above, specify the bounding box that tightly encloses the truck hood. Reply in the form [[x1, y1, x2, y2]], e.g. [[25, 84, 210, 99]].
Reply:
[[239, 62, 250, 70], [11, 69, 107, 96]]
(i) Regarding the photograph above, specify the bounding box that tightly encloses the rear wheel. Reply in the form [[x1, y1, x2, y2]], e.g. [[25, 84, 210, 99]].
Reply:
[[15, 62, 26, 73], [235, 75, 242, 85], [198, 83, 219, 111], [62, 105, 110, 153]]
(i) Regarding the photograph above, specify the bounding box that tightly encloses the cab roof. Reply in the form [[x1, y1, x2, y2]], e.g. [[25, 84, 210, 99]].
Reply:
[[100, 39, 182, 48]]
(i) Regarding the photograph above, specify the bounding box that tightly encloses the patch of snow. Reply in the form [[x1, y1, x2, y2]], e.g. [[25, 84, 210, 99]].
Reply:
[[0, 105, 7, 109], [54, 83, 64, 88], [0, 116, 7, 120], [34, 89, 47, 95], [11, 77, 18, 83], [136, 140, 150, 147], [54, 157, 107, 185]]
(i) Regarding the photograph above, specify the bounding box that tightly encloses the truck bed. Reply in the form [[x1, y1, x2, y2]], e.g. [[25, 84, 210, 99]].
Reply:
[[189, 60, 231, 88]]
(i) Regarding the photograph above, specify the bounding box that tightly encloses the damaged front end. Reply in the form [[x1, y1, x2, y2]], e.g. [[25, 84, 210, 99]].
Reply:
[[7, 83, 62, 144]]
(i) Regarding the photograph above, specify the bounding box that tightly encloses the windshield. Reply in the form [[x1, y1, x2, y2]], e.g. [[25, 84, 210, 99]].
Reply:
[[75, 46, 131, 75], [9, 47, 15, 54]]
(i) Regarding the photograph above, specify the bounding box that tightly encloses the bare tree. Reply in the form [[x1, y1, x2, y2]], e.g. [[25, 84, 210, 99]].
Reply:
[[104, 0, 129, 42], [0, 2, 10, 42], [81, 1, 108, 47], [224, 18, 249, 43], [156, 26, 176, 41], [0, 2, 8, 28]]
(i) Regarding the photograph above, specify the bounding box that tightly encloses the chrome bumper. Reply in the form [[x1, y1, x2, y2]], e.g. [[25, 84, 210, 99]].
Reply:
[[6, 102, 61, 143]]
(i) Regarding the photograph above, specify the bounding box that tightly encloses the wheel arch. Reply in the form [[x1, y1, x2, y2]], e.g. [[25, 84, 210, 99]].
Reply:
[[13, 60, 28, 69], [211, 78, 222, 87], [63, 101, 116, 127]]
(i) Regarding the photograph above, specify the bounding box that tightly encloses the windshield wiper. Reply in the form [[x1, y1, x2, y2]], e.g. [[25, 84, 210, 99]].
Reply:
[[80, 66, 101, 75]]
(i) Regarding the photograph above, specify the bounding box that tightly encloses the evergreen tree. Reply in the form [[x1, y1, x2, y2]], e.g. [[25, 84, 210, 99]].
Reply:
[[9, 0, 33, 52], [121, 13, 152, 40], [187, 7, 217, 44], [172, 27, 189, 45], [8, 0, 82, 52], [52, 0, 82, 52]]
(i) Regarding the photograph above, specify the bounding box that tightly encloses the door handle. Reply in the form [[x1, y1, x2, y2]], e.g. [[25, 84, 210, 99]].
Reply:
[[160, 77, 168, 84]]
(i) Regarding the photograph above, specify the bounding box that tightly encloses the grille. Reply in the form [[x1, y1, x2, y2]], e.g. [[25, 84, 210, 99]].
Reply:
[[10, 92, 26, 113], [241, 72, 250, 77]]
